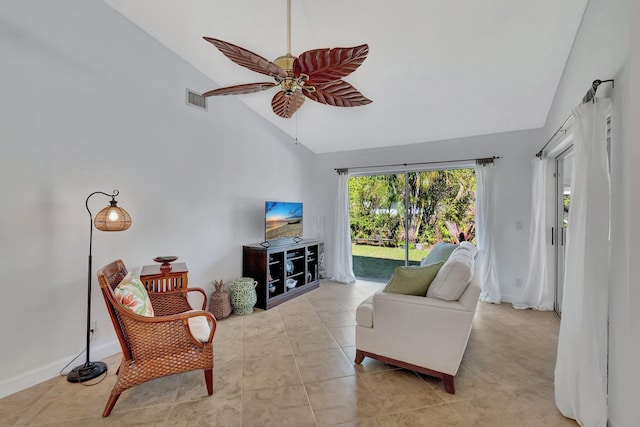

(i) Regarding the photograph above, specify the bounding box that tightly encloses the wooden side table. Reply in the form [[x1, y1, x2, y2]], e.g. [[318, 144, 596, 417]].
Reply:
[[140, 262, 188, 293]]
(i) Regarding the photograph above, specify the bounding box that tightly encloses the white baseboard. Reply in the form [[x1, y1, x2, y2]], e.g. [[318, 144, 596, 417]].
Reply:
[[0, 340, 120, 399]]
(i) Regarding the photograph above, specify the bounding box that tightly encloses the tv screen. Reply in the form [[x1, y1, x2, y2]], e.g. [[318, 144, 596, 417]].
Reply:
[[265, 201, 303, 241]]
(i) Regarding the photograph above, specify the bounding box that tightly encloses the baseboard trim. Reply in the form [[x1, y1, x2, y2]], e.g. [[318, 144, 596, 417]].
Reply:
[[0, 340, 120, 399]]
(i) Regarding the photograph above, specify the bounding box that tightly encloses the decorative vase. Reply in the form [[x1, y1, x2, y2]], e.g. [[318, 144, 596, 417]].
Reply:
[[229, 277, 258, 315], [208, 280, 232, 319], [153, 256, 178, 272]]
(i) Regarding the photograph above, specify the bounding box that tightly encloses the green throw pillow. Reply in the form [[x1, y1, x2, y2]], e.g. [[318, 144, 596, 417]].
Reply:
[[383, 262, 444, 296], [420, 242, 457, 266]]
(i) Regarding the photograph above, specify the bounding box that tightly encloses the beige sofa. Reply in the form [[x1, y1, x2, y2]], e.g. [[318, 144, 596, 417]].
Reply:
[[354, 243, 481, 393]]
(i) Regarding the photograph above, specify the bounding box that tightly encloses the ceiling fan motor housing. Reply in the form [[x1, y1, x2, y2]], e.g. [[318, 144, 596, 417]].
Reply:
[[274, 54, 309, 95]]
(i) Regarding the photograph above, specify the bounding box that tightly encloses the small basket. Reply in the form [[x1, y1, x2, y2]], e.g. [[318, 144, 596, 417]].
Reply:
[[208, 280, 232, 319]]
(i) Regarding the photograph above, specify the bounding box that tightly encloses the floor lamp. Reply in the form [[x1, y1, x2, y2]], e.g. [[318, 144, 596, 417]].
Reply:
[[67, 190, 132, 383]]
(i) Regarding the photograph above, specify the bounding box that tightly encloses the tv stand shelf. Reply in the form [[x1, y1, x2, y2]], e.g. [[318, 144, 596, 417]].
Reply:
[[243, 240, 321, 310]]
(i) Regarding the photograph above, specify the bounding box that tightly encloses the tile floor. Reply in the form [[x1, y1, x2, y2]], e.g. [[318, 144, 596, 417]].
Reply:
[[0, 280, 577, 426]]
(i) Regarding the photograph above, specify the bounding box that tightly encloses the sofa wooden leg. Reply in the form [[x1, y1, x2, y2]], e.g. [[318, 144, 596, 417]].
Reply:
[[442, 374, 455, 394], [204, 368, 214, 395], [354, 349, 365, 364]]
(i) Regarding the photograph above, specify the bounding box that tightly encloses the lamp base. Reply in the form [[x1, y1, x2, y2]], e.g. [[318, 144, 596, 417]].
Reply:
[[67, 361, 108, 383]]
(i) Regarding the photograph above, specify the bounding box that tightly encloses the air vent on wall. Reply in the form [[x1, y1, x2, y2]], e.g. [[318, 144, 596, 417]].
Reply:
[[186, 89, 207, 111]]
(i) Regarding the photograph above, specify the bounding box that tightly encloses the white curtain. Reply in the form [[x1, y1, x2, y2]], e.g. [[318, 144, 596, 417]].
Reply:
[[333, 170, 356, 283], [555, 99, 610, 426], [513, 158, 554, 310], [475, 161, 501, 303]]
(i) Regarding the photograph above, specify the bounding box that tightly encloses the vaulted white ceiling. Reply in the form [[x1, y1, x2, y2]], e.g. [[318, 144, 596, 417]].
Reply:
[[105, 0, 587, 153]]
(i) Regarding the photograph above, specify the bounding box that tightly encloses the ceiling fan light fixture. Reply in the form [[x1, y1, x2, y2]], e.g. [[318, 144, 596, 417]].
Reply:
[[280, 78, 302, 95]]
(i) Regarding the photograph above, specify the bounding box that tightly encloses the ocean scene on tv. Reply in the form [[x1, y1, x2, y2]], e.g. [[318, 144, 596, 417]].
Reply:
[[265, 201, 303, 241]]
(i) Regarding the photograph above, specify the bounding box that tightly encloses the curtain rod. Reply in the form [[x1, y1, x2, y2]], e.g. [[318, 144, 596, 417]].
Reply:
[[334, 156, 500, 173], [535, 79, 614, 158]]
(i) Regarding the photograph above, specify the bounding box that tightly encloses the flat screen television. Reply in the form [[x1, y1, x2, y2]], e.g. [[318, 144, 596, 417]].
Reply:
[[265, 201, 303, 242]]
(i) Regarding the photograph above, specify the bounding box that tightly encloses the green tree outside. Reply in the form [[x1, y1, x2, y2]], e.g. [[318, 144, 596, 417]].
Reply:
[[349, 169, 476, 248]]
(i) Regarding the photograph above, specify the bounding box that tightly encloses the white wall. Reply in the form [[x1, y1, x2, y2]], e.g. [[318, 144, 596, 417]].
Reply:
[[313, 129, 540, 302], [0, 0, 315, 397], [538, 0, 637, 424], [629, 5, 640, 426]]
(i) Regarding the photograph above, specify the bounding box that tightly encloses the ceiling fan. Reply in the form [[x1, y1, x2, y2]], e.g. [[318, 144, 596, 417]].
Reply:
[[201, 0, 371, 119]]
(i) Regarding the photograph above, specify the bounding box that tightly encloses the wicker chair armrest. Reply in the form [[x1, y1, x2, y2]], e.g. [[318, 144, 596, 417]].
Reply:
[[119, 309, 217, 346], [160, 309, 216, 344], [187, 287, 208, 310], [181, 309, 217, 344]]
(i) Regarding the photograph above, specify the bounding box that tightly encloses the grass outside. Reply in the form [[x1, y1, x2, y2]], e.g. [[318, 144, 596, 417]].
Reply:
[[351, 244, 430, 262], [351, 243, 432, 282]]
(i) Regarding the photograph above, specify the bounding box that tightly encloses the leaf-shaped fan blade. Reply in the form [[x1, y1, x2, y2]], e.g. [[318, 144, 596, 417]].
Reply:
[[202, 82, 276, 97], [294, 44, 369, 83], [271, 91, 305, 118], [203, 37, 286, 78], [304, 80, 372, 107]]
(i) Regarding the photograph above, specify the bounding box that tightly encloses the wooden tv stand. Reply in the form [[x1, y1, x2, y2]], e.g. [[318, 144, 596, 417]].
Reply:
[[243, 240, 321, 310]]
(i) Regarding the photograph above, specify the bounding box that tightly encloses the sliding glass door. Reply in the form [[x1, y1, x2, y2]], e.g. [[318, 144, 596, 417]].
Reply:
[[554, 147, 573, 316], [349, 168, 476, 281], [349, 173, 411, 281]]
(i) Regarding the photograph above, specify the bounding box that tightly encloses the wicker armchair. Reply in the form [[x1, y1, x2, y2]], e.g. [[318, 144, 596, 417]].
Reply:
[[97, 259, 217, 417]]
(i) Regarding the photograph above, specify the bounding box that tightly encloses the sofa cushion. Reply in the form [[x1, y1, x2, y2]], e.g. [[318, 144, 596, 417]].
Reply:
[[427, 244, 476, 301], [420, 242, 457, 266], [383, 262, 444, 296], [459, 241, 478, 256], [356, 295, 374, 328], [115, 272, 154, 317], [187, 314, 212, 343]]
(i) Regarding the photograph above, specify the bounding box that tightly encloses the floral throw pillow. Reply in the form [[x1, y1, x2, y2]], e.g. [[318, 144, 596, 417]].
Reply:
[[115, 272, 154, 317]]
